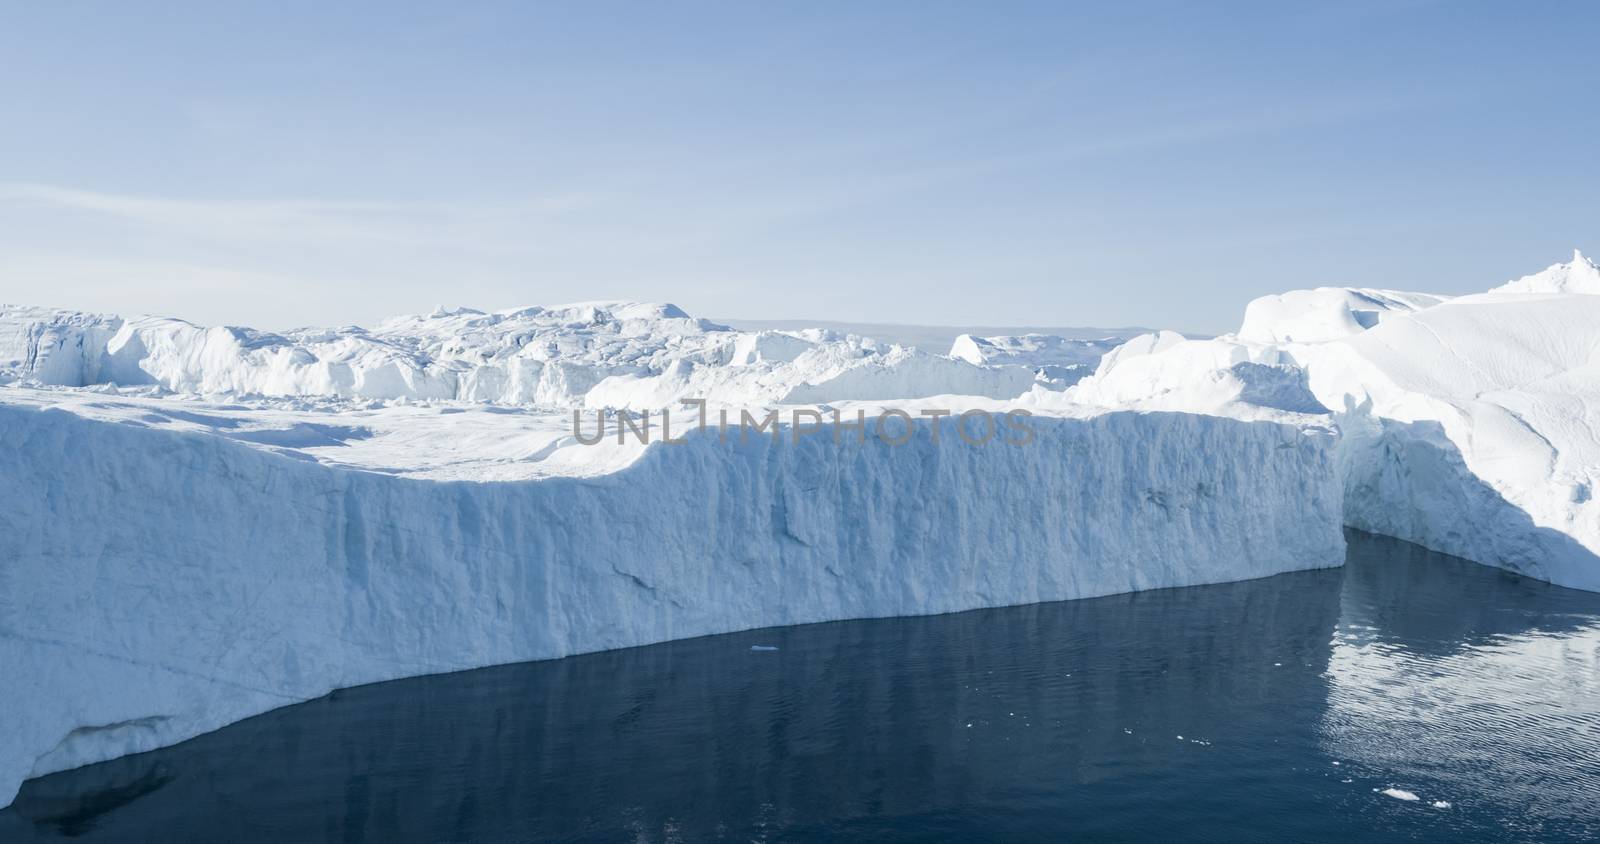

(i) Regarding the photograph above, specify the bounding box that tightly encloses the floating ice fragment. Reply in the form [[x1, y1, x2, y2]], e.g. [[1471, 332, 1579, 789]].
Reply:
[[750, 645, 778, 652], [1431, 801, 1451, 809], [1381, 788, 1420, 802]]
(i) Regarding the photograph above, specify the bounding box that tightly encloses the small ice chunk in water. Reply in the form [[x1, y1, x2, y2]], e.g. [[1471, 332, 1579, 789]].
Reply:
[[750, 645, 779, 652], [1431, 801, 1451, 809], [1381, 788, 1420, 802]]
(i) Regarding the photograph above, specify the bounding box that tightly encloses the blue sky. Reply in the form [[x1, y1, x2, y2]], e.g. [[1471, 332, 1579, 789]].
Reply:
[[1, 1, 1596, 332]]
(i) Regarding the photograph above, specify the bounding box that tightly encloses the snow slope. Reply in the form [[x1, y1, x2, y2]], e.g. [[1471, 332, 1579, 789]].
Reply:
[[0, 391, 1344, 807]]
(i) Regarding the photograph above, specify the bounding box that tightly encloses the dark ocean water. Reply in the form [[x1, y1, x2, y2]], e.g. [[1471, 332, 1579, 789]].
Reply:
[[4, 531, 1599, 843]]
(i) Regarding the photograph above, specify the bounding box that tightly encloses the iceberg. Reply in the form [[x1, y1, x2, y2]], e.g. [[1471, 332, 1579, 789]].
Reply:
[[1070, 250, 1600, 591], [8, 250, 1600, 808], [0, 389, 1344, 807]]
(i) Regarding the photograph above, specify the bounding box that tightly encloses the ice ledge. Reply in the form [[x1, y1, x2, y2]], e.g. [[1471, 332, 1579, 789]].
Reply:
[[0, 400, 1344, 807]]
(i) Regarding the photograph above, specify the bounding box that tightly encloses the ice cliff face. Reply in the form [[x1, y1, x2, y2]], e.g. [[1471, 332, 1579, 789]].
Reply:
[[0, 306, 122, 388], [0, 397, 1344, 807]]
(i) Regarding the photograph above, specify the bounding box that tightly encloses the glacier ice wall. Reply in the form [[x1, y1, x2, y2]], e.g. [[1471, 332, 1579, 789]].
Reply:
[[0, 400, 1345, 807]]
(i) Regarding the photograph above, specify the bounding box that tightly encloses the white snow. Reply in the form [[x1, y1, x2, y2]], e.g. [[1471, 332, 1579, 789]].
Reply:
[[1489, 249, 1600, 294], [1237, 288, 1449, 344], [1050, 333, 1327, 419]]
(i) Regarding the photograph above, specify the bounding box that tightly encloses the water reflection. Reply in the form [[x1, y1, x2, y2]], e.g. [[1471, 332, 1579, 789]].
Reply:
[[1322, 534, 1600, 839], [4, 531, 1598, 843]]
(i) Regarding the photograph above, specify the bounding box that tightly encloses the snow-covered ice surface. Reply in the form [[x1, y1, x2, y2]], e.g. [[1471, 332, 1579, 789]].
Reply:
[[1236, 288, 1449, 344], [1490, 249, 1600, 294]]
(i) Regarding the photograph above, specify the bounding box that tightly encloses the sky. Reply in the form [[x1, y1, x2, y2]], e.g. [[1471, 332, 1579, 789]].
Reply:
[[1, 1, 1596, 334]]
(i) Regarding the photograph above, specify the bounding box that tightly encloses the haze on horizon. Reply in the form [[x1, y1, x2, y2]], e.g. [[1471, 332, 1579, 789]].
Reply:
[[1, 1, 1596, 335]]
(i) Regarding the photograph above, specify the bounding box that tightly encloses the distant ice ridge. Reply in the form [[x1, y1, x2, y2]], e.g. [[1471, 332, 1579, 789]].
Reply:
[[948, 332, 1123, 387], [1066, 249, 1600, 591], [0, 397, 1344, 807], [0, 300, 1040, 408]]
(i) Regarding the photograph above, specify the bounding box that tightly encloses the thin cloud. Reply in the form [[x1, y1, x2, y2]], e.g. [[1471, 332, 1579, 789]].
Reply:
[[0, 183, 606, 249]]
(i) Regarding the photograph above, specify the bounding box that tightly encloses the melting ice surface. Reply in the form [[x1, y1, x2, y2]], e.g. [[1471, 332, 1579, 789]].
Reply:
[[3, 532, 1597, 843]]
